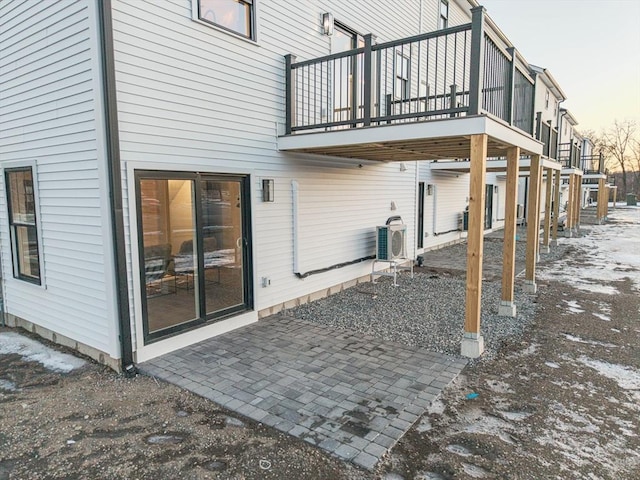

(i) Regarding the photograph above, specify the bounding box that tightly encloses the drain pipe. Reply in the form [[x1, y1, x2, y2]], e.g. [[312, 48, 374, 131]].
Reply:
[[98, 0, 136, 377], [292, 180, 300, 275]]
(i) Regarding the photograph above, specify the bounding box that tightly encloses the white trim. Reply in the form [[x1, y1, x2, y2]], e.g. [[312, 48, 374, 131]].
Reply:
[[134, 310, 258, 363], [1, 159, 47, 290], [124, 161, 259, 358], [278, 116, 543, 156], [190, 0, 260, 45]]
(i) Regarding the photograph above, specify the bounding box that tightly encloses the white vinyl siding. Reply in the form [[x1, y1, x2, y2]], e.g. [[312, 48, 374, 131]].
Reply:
[[0, 0, 119, 357], [111, 0, 429, 352]]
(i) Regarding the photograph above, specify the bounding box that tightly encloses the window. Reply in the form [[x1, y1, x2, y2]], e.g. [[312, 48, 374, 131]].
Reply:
[[545, 89, 550, 109], [395, 52, 410, 100], [198, 0, 254, 39], [5, 167, 41, 284], [438, 0, 449, 29]]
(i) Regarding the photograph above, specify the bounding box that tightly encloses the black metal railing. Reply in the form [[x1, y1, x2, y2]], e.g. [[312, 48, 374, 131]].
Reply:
[[285, 6, 535, 137], [535, 113, 558, 159], [580, 153, 605, 174], [558, 142, 581, 169]]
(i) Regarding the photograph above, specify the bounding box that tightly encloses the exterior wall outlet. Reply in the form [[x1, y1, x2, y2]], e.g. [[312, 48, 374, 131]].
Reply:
[[261, 277, 271, 288]]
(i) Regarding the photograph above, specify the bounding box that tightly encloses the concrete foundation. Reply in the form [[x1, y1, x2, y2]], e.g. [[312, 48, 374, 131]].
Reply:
[[497, 301, 517, 317], [523, 280, 537, 294], [461, 333, 485, 358], [4, 313, 121, 372]]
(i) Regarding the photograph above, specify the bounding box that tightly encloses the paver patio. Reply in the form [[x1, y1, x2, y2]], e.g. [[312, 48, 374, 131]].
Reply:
[[140, 314, 466, 469]]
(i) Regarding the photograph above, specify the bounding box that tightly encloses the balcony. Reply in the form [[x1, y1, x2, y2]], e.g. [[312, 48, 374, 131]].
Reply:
[[558, 142, 581, 169], [279, 6, 542, 162], [535, 113, 558, 160], [581, 153, 607, 184]]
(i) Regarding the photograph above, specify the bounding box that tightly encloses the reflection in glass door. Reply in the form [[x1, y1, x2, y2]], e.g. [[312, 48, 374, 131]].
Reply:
[[138, 177, 198, 340], [136, 172, 252, 344], [333, 24, 364, 124], [201, 179, 245, 316]]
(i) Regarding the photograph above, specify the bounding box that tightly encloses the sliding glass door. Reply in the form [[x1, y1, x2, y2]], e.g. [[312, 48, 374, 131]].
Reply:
[[135, 171, 252, 343]]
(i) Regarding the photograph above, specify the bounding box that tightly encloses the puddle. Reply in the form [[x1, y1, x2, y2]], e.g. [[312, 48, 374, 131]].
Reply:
[[499, 411, 532, 421], [446, 444, 472, 457], [0, 379, 18, 391], [462, 462, 488, 478], [203, 459, 227, 472], [145, 434, 186, 444]]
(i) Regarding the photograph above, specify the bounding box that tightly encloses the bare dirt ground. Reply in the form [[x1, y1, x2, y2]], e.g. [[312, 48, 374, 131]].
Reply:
[[1, 209, 638, 480]]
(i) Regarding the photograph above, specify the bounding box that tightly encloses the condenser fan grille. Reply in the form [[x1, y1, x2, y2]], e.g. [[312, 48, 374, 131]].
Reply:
[[391, 230, 404, 257]]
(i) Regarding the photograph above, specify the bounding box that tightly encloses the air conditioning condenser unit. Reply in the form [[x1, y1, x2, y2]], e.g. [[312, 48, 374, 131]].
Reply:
[[376, 224, 407, 261]]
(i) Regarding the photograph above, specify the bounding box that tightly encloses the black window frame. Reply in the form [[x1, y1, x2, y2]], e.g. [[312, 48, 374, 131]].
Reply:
[[197, 0, 256, 40], [4, 166, 42, 285], [134, 170, 254, 345]]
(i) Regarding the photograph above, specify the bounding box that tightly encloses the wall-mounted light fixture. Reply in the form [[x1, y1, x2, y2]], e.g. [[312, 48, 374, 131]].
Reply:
[[322, 12, 334, 36], [262, 179, 274, 202], [399, 163, 407, 172]]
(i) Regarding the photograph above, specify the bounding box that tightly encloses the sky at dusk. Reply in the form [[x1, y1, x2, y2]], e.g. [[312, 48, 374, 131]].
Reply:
[[479, 0, 640, 135]]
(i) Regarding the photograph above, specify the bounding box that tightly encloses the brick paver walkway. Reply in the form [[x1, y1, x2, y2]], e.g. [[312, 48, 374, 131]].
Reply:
[[140, 315, 466, 470]]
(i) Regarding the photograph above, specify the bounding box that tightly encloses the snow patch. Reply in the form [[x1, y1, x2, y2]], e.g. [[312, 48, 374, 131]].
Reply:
[[427, 397, 446, 415], [538, 208, 640, 293], [563, 334, 617, 348], [563, 300, 584, 314], [0, 379, 18, 391], [593, 312, 611, 321], [545, 362, 560, 369], [578, 356, 640, 399], [0, 332, 85, 372]]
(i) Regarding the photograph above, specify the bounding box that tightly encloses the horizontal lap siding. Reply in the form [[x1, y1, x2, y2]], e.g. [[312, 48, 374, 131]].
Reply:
[[0, 1, 116, 355], [112, 0, 426, 323], [419, 164, 469, 249]]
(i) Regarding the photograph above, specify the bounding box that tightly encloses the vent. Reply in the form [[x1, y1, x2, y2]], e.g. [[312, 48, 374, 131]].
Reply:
[[376, 224, 407, 260]]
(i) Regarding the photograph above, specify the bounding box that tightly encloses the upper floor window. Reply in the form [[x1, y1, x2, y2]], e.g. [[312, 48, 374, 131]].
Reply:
[[395, 52, 410, 100], [198, 0, 255, 39], [438, 0, 449, 29], [5, 167, 41, 284], [545, 89, 550, 109]]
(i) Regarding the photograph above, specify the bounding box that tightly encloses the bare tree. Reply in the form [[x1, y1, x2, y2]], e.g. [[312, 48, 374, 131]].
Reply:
[[632, 137, 640, 195], [600, 120, 637, 196]]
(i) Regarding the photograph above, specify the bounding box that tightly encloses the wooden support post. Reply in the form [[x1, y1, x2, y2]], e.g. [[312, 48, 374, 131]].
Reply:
[[524, 155, 541, 294], [462, 134, 487, 358], [613, 187, 617, 209], [534, 165, 543, 262], [498, 146, 519, 317], [541, 168, 553, 253], [605, 185, 610, 218], [597, 177, 606, 224], [552, 170, 560, 245], [565, 173, 574, 237], [574, 175, 581, 231]]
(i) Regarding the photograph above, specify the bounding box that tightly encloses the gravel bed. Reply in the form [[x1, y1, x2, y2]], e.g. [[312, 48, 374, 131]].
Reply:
[[287, 241, 571, 362]]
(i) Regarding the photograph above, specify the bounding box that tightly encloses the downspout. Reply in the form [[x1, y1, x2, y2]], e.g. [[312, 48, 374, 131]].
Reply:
[[97, 0, 136, 376], [292, 180, 300, 275]]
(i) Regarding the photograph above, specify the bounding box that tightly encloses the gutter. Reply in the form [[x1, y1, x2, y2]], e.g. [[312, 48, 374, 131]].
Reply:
[[97, 0, 136, 376]]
